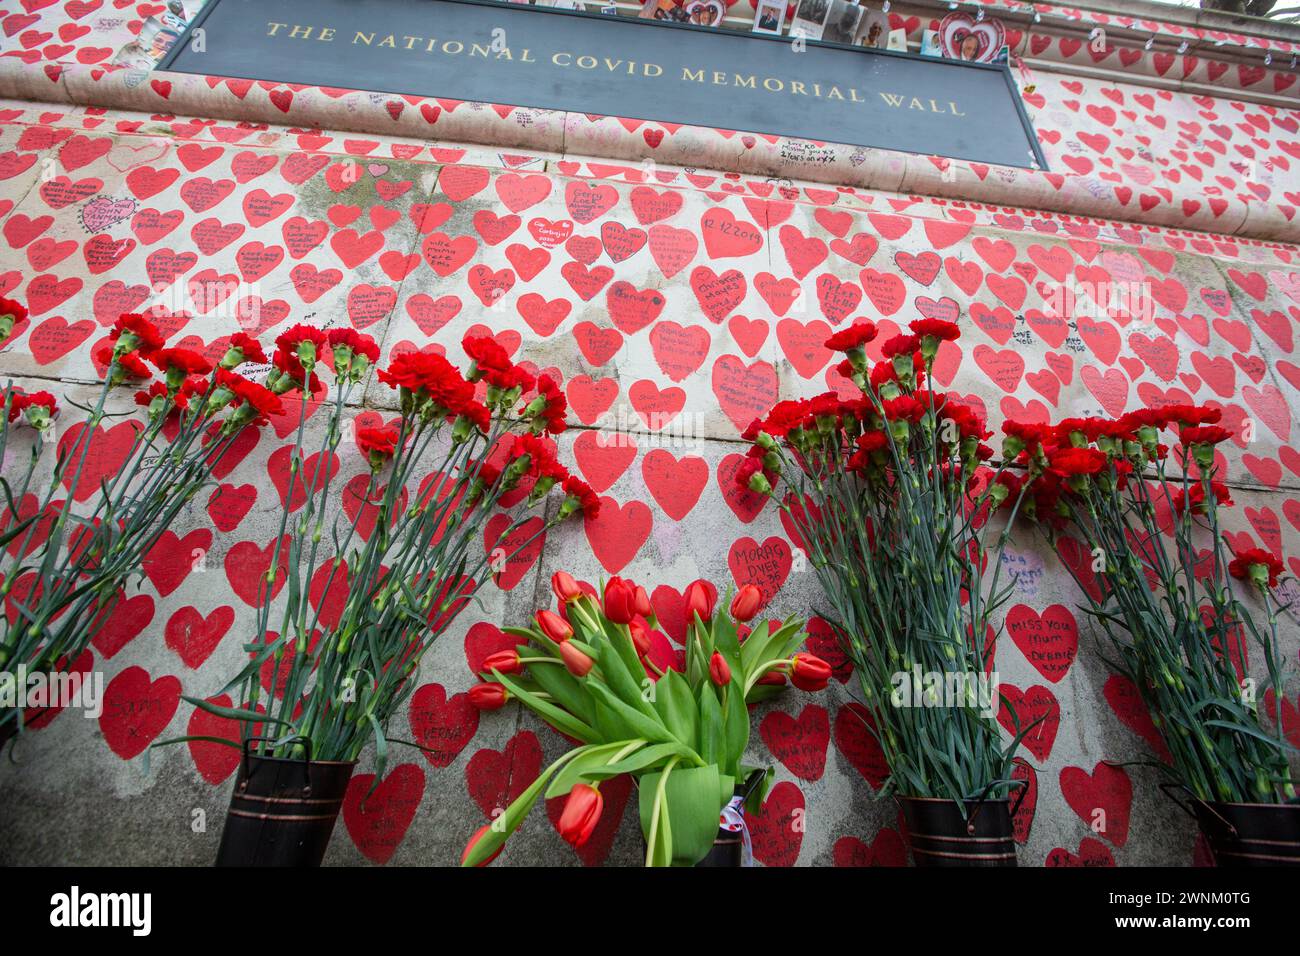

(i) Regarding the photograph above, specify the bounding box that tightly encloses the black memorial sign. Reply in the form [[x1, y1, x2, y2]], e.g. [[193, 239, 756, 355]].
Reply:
[[161, 0, 1047, 169]]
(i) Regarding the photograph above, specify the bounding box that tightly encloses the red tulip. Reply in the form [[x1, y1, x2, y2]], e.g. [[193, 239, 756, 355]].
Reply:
[[469, 682, 509, 710], [461, 822, 504, 866], [551, 570, 583, 604], [684, 579, 714, 623], [790, 653, 831, 692], [757, 670, 787, 687], [536, 608, 573, 643], [481, 649, 522, 675], [559, 640, 594, 677], [603, 577, 636, 624], [629, 618, 652, 656], [633, 585, 653, 619], [730, 584, 763, 622], [709, 651, 731, 687], [557, 783, 603, 848]]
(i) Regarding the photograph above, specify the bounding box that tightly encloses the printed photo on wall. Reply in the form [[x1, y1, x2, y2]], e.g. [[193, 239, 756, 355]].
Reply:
[[112, 0, 194, 68], [789, 0, 831, 39], [683, 0, 726, 27], [919, 29, 942, 57], [937, 12, 1007, 63], [752, 0, 786, 33], [822, 0, 863, 45], [886, 27, 908, 50], [854, 8, 888, 48], [639, 0, 691, 20]]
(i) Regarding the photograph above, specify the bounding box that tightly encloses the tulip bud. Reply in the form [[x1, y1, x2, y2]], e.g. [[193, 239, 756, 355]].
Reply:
[[536, 608, 573, 644], [757, 670, 787, 687], [603, 577, 636, 624], [551, 570, 583, 604], [629, 618, 652, 657], [790, 653, 831, 692], [633, 585, 653, 619], [709, 651, 731, 687], [558, 640, 594, 677], [481, 649, 522, 675], [684, 579, 715, 624], [557, 783, 603, 848], [468, 682, 509, 710], [461, 822, 504, 867], [729, 584, 763, 622]]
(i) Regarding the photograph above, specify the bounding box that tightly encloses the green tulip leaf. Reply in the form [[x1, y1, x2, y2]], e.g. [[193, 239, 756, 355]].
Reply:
[[516, 643, 597, 725], [697, 682, 724, 767], [587, 680, 676, 745], [639, 763, 723, 866], [653, 669, 699, 747], [544, 740, 645, 798], [493, 670, 598, 743]]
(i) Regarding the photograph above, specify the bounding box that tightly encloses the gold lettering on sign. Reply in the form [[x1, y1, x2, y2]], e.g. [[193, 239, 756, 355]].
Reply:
[[266, 17, 972, 124]]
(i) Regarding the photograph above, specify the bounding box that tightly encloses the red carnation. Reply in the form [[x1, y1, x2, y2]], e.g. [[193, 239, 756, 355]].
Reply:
[[1047, 446, 1108, 478], [1228, 548, 1284, 590], [824, 321, 878, 352], [908, 318, 960, 342]]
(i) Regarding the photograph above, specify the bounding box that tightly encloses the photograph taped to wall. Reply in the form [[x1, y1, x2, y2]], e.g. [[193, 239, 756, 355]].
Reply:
[[112, 1, 197, 68], [854, 8, 888, 48], [821, 0, 863, 45], [640, 0, 690, 20], [683, 0, 726, 27], [790, 0, 831, 39], [752, 0, 785, 33]]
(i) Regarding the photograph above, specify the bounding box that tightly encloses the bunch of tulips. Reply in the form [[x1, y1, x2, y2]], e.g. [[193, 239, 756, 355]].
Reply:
[[461, 572, 830, 866], [736, 316, 1039, 812], [0, 297, 276, 746], [174, 327, 597, 776], [1007, 404, 1296, 805]]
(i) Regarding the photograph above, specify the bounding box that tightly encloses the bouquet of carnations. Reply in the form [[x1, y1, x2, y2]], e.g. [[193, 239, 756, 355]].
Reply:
[[735, 317, 1039, 812], [460, 574, 830, 866], [179, 326, 596, 776], [1013, 404, 1295, 805], [0, 297, 274, 746]]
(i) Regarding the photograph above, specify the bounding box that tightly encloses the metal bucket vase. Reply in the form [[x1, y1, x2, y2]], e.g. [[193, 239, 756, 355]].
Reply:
[[215, 739, 355, 867], [694, 826, 744, 867], [898, 795, 1020, 867], [1192, 800, 1300, 867]]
